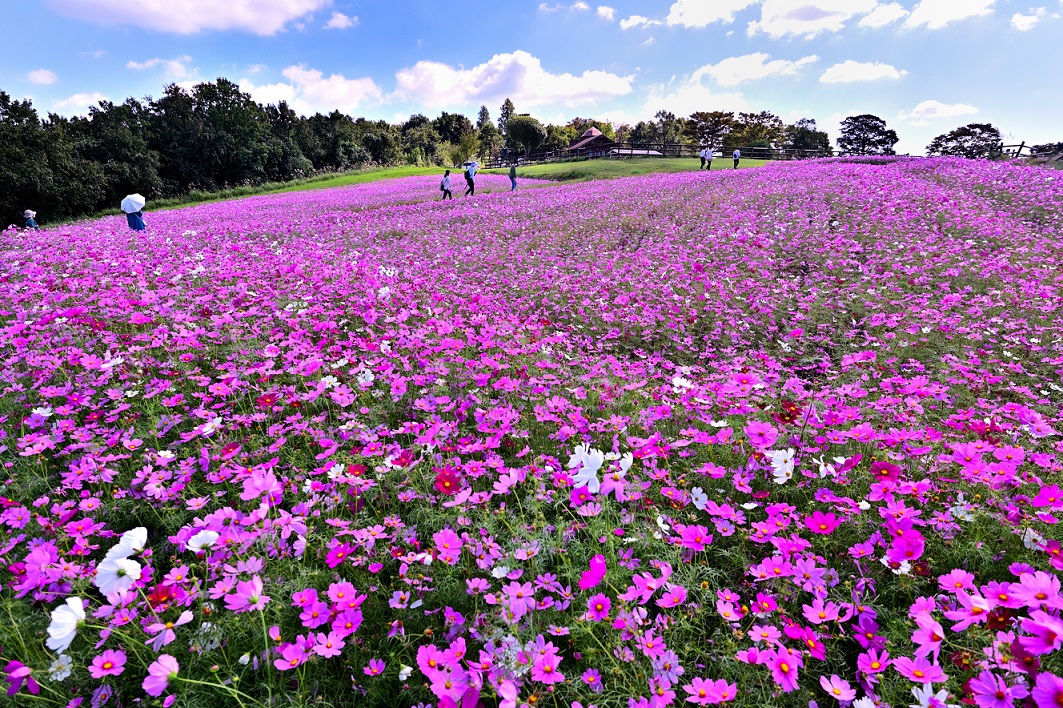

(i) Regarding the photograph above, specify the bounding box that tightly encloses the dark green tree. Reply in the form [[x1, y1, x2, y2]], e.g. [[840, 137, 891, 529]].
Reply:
[[567, 117, 614, 139], [476, 105, 491, 132], [498, 98, 515, 136], [727, 111, 784, 148], [926, 123, 1002, 159], [837, 114, 899, 155], [629, 120, 657, 145], [506, 115, 547, 155], [432, 112, 475, 145], [654, 110, 685, 143], [684, 111, 735, 148], [782, 118, 832, 155]]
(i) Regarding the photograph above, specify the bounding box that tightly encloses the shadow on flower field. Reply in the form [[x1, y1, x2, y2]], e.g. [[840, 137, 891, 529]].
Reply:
[[1, 160, 1063, 708]]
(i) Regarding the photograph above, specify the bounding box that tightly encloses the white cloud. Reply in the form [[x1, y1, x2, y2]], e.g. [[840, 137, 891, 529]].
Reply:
[[46, 0, 329, 35], [640, 69, 751, 118], [323, 12, 357, 30], [538, 1, 590, 11], [898, 99, 978, 126], [596, 6, 615, 21], [906, 0, 995, 30], [620, 15, 659, 29], [858, 2, 909, 28], [1011, 7, 1047, 30], [748, 0, 878, 38], [126, 56, 194, 81], [665, 0, 760, 27], [820, 60, 907, 83], [693, 53, 819, 86], [392, 50, 633, 110], [27, 69, 58, 85], [52, 92, 108, 115], [243, 66, 383, 115], [82, 49, 107, 59]]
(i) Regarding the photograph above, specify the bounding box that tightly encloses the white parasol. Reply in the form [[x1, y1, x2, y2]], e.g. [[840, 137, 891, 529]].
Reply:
[[121, 194, 146, 214]]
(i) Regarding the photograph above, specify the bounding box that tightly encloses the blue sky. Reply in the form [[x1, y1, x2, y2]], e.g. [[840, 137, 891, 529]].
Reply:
[[3, 0, 1060, 154]]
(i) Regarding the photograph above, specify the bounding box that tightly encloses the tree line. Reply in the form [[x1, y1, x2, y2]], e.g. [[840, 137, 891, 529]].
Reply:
[[0, 76, 1046, 225]]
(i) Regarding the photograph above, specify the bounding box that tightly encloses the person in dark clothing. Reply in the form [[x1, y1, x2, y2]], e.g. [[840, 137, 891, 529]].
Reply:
[[23, 210, 39, 230], [440, 170, 453, 200], [732, 148, 741, 169], [509, 163, 517, 191], [126, 210, 146, 231]]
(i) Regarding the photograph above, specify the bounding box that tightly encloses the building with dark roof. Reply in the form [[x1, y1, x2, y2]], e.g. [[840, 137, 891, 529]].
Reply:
[[568, 128, 616, 158]]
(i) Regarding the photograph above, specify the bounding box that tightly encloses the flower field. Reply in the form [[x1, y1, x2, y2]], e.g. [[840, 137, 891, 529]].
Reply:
[[2, 159, 1063, 708]]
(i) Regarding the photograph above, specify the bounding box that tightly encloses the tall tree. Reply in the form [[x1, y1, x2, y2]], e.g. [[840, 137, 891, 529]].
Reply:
[[782, 118, 832, 155], [837, 114, 899, 155], [629, 121, 657, 144], [654, 110, 685, 143], [498, 98, 515, 136], [432, 112, 475, 145], [926, 123, 1002, 159], [684, 111, 735, 148], [545, 124, 578, 151], [476, 105, 491, 132], [506, 115, 547, 155], [727, 111, 784, 148], [69, 98, 163, 206]]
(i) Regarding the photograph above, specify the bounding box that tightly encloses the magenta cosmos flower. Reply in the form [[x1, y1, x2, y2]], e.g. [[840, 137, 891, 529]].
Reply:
[[578, 554, 607, 590], [819, 674, 856, 702], [586, 593, 611, 621], [967, 669, 1028, 708], [89, 649, 126, 679], [142, 654, 179, 697], [684, 676, 737, 704]]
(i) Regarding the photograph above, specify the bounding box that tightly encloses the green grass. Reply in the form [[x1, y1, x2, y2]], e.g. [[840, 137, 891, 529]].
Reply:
[[487, 156, 768, 182]]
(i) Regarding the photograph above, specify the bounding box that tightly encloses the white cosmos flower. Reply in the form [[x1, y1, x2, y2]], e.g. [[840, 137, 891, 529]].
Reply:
[[567, 444, 604, 494], [619, 452, 633, 474], [48, 653, 73, 681], [187, 530, 220, 553], [398, 665, 414, 681], [491, 565, 511, 579], [95, 557, 142, 595], [690, 487, 708, 511], [357, 370, 375, 386], [767, 448, 796, 485], [46, 597, 85, 653], [104, 527, 147, 563]]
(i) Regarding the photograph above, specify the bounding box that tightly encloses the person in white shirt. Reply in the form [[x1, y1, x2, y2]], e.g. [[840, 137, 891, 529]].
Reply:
[[732, 149, 741, 169], [704, 147, 714, 171], [440, 170, 453, 201], [699, 147, 707, 170]]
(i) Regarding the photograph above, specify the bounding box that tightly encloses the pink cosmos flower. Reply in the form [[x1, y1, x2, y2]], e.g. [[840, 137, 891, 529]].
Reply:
[[819, 675, 856, 702], [1018, 610, 1063, 655], [274, 644, 309, 671], [364, 659, 385, 676], [89, 649, 126, 679], [893, 656, 947, 684], [657, 584, 687, 609], [312, 631, 345, 658], [679, 524, 712, 551], [586, 593, 611, 621], [967, 669, 1028, 708], [684, 676, 738, 705], [768, 648, 802, 693], [579, 554, 607, 590], [224, 575, 270, 613], [804, 511, 841, 535], [743, 420, 778, 449], [4, 661, 40, 697], [142, 654, 179, 697], [1031, 672, 1063, 707], [531, 653, 564, 684]]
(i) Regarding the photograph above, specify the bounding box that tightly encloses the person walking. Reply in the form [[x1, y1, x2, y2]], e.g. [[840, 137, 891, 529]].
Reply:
[[509, 162, 517, 191], [22, 210, 39, 230], [704, 147, 714, 171], [699, 147, 707, 170], [732, 148, 741, 170], [440, 170, 453, 200], [463, 160, 479, 197], [126, 210, 146, 231]]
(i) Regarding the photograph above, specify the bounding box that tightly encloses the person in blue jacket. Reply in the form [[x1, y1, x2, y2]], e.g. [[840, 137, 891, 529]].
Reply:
[[23, 210, 39, 230], [126, 210, 146, 231]]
